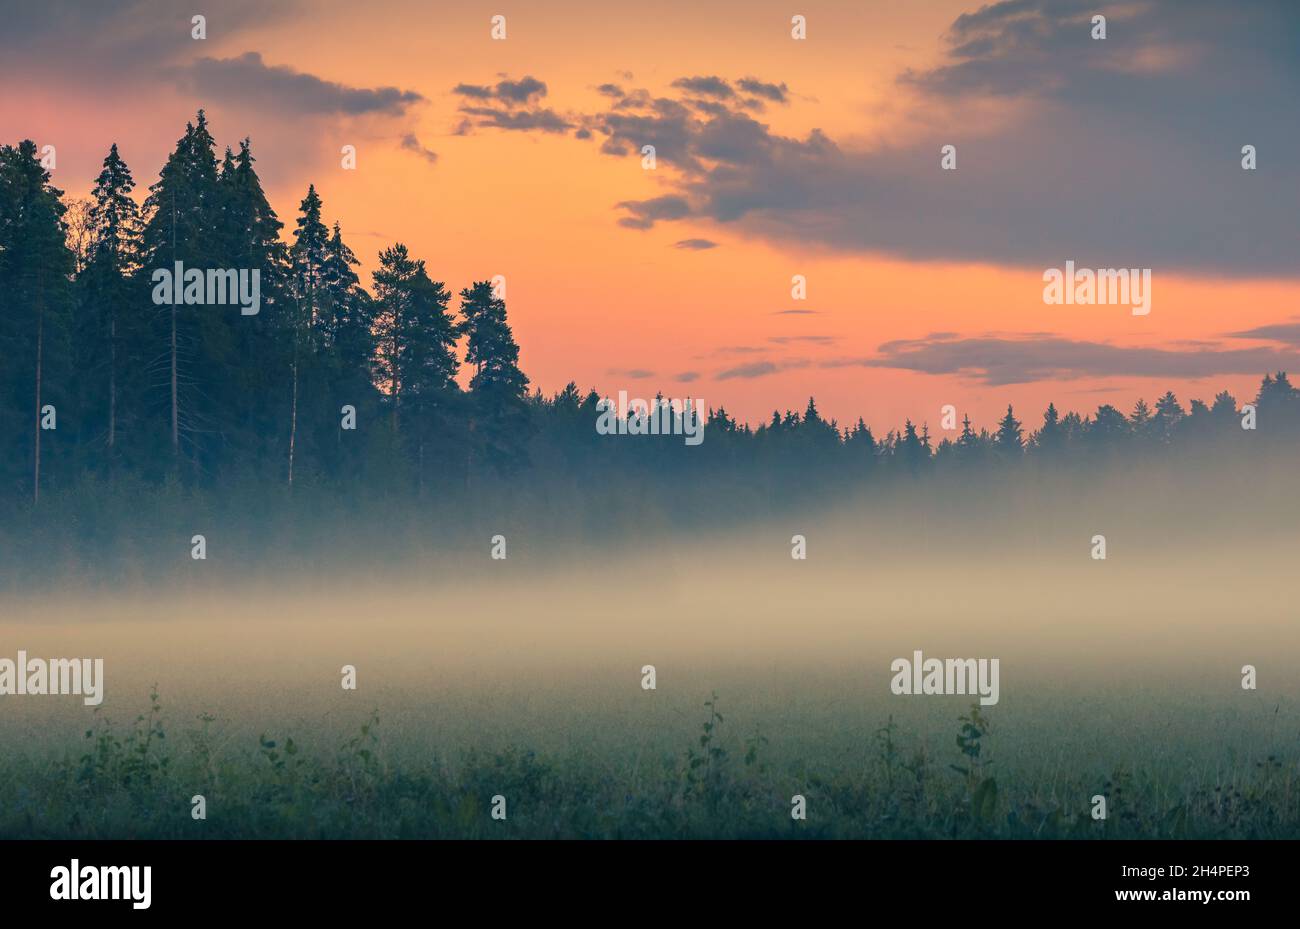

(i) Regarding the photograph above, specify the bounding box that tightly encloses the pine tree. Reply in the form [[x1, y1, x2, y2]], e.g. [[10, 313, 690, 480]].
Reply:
[[222, 139, 285, 272], [286, 185, 330, 487], [1152, 391, 1184, 442], [1034, 402, 1062, 455], [373, 245, 460, 489], [140, 111, 221, 465], [0, 141, 74, 502], [899, 419, 927, 471], [995, 404, 1023, 454], [1129, 397, 1153, 439], [314, 221, 376, 475], [321, 223, 364, 346], [1089, 404, 1129, 446], [321, 222, 376, 403], [84, 144, 142, 456], [1256, 371, 1298, 431], [214, 136, 289, 475], [460, 280, 531, 474], [1210, 389, 1238, 431], [958, 414, 977, 447], [708, 405, 737, 436], [801, 396, 838, 449], [846, 416, 875, 469]]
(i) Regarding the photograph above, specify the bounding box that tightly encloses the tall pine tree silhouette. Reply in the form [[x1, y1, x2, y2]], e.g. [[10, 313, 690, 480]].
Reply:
[[373, 244, 460, 492], [995, 405, 1023, 456], [0, 141, 74, 502], [216, 137, 287, 476], [460, 280, 530, 476], [287, 184, 330, 487], [83, 143, 142, 460], [141, 111, 220, 469]]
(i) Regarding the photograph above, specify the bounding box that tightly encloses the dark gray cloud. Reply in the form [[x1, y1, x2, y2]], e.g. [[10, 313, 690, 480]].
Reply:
[[454, 76, 548, 105], [494, 76, 548, 103], [452, 75, 567, 134], [1227, 320, 1300, 346], [684, 98, 734, 117], [839, 333, 1300, 386], [576, 1, 1300, 275], [671, 76, 734, 99], [737, 78, 789, 103], [674, 238, 717, 250], [615, 196, 691, 230], [0, 0, 301, 76], [399, 134, 438, 165], [675, 371, 700, 383], [596, 99, 700, 170], [693, 110, 774, 164], [187, 52, 423, 115], [769, 335, 835, 345], [457, 106, 569, 133], [611, 88, 653, 111], [717, 359, 810, 380], [452, 83, 495, 100], [718, 360, 779, 380]]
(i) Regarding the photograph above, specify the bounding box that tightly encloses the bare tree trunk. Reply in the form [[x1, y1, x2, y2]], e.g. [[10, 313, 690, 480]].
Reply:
[[108, 315, 116, 450], [288, 283, 312, 490], [170, 302, 178, 458], [390, 326, 400, 435], [288, 352, 298, 489], [465, 417, 474, 494], [170, 193, 179, 465], [33, 304, 43, 505]]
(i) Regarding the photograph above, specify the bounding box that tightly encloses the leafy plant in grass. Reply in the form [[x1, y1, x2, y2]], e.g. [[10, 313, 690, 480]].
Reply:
[[337, 709, 383, 808], [686, 692, 729, 807], [951, 703, 997, 827], [74, 684, 169, 793]]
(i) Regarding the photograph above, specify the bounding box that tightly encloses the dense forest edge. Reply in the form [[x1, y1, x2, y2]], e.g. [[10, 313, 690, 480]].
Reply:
[[3, 112, 1299, 587]]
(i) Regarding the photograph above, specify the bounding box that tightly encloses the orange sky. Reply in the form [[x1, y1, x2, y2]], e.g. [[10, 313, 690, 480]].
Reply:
[[4, 0, 1298, 433]]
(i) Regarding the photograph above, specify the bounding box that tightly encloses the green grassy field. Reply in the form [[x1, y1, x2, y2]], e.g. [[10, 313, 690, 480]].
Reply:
[[3, 679, 1296, 839], [4, 468, 1297, 840]]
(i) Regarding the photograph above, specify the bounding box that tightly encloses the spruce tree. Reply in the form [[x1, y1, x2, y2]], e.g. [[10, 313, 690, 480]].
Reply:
[[460, 280, 531, 474], [321, 223, 377, 426], [140, 111, 221, 466], [899, 419, 927, 471], [83, 144, 142, 458], [1152, 391, 1185, 442], [373, 244, 461, 490], [1035, 402, 1062, 455], [995, 404, 1023, 455], [0, 141, 74, 502], [214, 136, 288, 476], [286, 185, 330, 486]]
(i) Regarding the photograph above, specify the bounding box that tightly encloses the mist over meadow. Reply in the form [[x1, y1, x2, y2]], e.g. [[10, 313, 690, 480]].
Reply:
[[4, 116, 1300, 839], [4, 440, 1298, 839], [5, 426, 1298, 689]]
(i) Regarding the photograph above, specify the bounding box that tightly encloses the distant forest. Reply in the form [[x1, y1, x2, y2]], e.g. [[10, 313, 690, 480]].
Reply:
[[3, 111, 1299, 517]]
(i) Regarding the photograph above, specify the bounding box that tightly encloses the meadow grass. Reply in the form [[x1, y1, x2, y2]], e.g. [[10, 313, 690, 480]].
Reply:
[[2, 684, 1296, 840]]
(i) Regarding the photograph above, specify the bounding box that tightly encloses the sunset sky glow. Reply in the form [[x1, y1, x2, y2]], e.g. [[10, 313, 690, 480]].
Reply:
[[3, 0, 1298, 431]]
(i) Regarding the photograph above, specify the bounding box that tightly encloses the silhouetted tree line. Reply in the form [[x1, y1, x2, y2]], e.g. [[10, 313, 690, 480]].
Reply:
[[3, 112, 1299, 514]]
